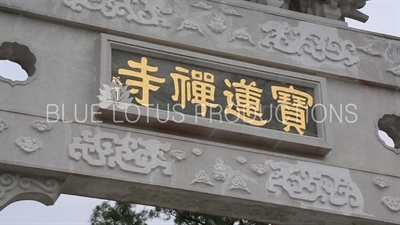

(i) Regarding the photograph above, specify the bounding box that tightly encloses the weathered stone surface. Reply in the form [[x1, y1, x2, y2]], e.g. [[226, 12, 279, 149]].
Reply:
[[0, 0, 399, 224]]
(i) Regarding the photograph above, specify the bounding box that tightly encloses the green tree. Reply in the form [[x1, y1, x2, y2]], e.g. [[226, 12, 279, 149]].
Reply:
[[90, 201, 150, 225], [90, 201, 271, 225]]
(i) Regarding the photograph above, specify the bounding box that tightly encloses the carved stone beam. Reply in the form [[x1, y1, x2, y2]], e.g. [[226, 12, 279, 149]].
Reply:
[[0, 173, 64, 211]]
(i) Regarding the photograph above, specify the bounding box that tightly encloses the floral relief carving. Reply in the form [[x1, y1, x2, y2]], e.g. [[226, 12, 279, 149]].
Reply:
[[177, 19, 205, 36], [382, 196, 400, 212], [170, 150, 189, 161], [191, 2, 212, 10], [356, 44, 383, 57], [191, 148, 203, 156], [191, 170, 214, 186], [0, 119, 9, 132], [251, 164, 268, 175], [235, 156, 247, 164], [229, 28, 256, 46], [213, 158, 228, 181], [15, 137, 42, 153], [0, 173, 62, 210], [229, 175, 251, 194], [260, 21, 359, 66], [266, 160, 363, 208], [387, 65, 400, 76], [63, 0, 173, 28], [32, 120, 52, 132], [207, 13, 227, 34], [373, 178, 389, 189], [69, 130, 173, 176], [220, 7, 243, 17]]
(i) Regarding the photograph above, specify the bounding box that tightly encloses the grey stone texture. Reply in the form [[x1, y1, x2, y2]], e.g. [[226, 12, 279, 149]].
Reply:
[[0, 0, 399, 224]]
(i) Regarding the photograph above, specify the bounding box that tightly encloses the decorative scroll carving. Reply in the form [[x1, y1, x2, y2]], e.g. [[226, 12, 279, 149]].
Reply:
[[171, 150, 189, 161], [373, 178, 389, 189], [191, 148, 203, 156], [0, 173, 62, 210], [191, 170, 214, 186], [15, 137, 42, 153], [251, 164, 268, 175], [220, 7, 243, 17], [69, 130, 173, 175], [382, 196, 400, 212], [357, 44, 383, 57], [229, 176, 251, 194], [0, 119, 9, 132], [177, 19, 205, 36], [63, 0, 173, 28], [260, 21, 359, 66], [213, 158, 228, 181], [191, 2, 212, 10], [32, 120, 52, 132], [207, 13, 227, 34], [387, 65, 400, 76], [229, 28, 256, 46], [266, 160, 363, 208], [236, 156, 247, 164]]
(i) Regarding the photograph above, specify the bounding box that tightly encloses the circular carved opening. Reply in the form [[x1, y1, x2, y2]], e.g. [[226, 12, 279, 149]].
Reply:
[[0, 42, 37, 85], [0, 60, 29, 81], [377, 114, 399, 153]]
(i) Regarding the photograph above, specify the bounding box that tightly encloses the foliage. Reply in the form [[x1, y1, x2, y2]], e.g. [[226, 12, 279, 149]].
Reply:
[[90, 201, 150, 225], [90, 201, 271, 225]]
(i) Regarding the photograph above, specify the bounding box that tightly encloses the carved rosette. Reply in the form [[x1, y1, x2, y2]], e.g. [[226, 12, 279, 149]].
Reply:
[[382, 196, 400, 212], [171, 150, 189, 161], [63, 0, 173, 28], [236, 156, 247, 164], [373, 178, 389, 189], [32, 120, 52, 132], [0, 173, 63, 210], [15, 137, 42, 153], [251, 164, 268, 175], [191, 148, 203, 156]]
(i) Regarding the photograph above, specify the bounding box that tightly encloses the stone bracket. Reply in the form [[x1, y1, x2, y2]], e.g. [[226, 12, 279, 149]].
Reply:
[[0, 172, 64, 211]]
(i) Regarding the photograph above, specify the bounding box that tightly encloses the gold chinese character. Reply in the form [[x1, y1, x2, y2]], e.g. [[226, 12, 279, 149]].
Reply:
[[223, 79, 267, 126], [118, 57, 166, 106], [171, 66, 218, 117], [271, 85, 313, 135]]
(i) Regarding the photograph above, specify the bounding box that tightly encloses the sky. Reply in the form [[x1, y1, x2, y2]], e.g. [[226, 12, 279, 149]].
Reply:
[[0, 1, 399, 225]]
